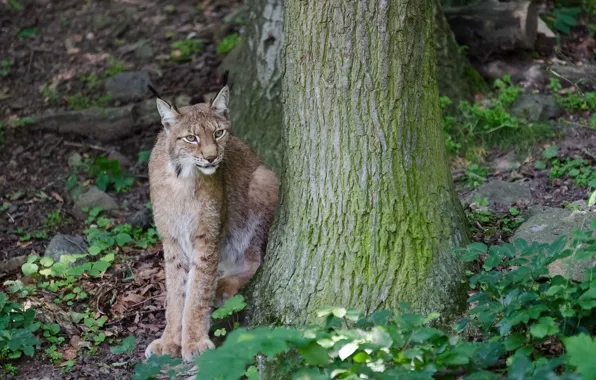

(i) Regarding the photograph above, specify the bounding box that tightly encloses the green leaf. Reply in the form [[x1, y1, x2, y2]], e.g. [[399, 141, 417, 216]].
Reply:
[[504, 333, 526, 351], [115, 233, 133, 247], [110, 335, 136, 354], [21, 262, 39, 276], [542, 145, 558, 159], [564, 334, 596, 380], [214, 328, 227, 337], [509, 207, 520, 216], [529, 317, 559, 339], [39, 256, 54, 267], [88, 245, 102, 256], [298, 341, 329, 366], [534, 160, 546, 170], [212, 295, 247, 319], [138, 150, 152, 163]]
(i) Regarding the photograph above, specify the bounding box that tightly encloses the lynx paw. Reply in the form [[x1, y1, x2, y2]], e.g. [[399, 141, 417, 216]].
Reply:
[[145, 338, 181, 359], [181, 338, 215, 362]]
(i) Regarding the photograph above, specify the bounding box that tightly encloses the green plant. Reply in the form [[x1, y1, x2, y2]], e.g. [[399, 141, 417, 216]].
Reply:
[[11, 117, 36, 127], [80, 72, 102, 89], [104, 56, 125, 78], [17, 27, 39, 39], [442, 75, 550, 159], [66, 93, 90, 110], [0, 59, 13, 77], [463, 163, 488, 188], [216, 33, 241, 55], [110, 335, 136, 354], [88, 157, 134, 192], [0, 292, 40, 361], [549, 79, 596, 113], [6, 0, 24, 10], [550, 7, 581, 34], [171, 38, 202, 62], [40, 83, 58, 103], [540, 144, 596, 188]]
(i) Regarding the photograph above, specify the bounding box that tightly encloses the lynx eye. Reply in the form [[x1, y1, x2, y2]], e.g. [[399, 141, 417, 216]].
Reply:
[[182, 135, 198, 143], [214, 130, 226, 139]]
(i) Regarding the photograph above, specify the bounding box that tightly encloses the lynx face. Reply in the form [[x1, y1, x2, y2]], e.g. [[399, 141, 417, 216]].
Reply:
[[156, 86, 230, 176]]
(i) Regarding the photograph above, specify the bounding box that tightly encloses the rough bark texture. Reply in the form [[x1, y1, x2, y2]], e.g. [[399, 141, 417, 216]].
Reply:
[[224, 0, 283, 173], [434, 0, 486, 104], [249, 0, 470, 326]]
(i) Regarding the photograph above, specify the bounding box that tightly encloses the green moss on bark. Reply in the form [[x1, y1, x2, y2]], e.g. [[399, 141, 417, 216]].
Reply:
[[248, 0, 471, 326]]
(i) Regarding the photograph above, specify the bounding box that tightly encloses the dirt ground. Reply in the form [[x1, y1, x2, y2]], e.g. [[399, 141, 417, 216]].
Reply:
[[0, 0, 595, 379]]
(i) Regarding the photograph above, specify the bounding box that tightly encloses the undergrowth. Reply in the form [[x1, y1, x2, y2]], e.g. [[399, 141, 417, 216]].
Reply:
[[121, 218, 596, 380], [442, 75, 552, 161]]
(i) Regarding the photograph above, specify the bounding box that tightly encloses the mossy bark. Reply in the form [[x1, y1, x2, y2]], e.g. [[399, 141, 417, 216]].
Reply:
[[224, 0, 283, 173], [248, 0, 470, 326], [434, 0, 487, 104]]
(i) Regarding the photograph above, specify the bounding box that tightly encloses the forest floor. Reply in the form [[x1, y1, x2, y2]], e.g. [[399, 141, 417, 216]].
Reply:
[[0, 0, 595, 379]]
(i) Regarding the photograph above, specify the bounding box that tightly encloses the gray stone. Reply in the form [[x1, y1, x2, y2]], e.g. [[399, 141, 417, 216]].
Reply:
[[33, 106, 141, 142], [68, 152, 82, 168], [134, 42, 154, 59], [44, 234, 88, 265], [106, 72, 152, 102], [73, 186, 118, 219], [512, 207, 596, 281], [107, 150, 132, 169], [511, 93, 563, 122], [467, 180, 532, 206], [125, 209, 152, 229], [490, 151, 521, 171]]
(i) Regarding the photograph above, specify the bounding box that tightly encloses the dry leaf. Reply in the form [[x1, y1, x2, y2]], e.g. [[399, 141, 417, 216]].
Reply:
[[51, 192, 64, 202]]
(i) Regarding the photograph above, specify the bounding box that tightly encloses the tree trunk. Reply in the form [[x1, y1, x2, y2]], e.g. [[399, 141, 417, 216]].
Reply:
[[225, 0, 484, 172], [223, 0, 283, 173], [434, 0, 486, 104], [248, 0, 470, 326]]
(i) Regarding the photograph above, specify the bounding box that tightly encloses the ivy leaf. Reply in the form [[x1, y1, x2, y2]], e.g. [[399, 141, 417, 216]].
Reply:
[[338, 342, 358, 360], [564, 334, 596, 380]]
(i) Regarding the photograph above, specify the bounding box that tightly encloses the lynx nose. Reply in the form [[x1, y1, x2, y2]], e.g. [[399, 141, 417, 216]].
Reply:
[[205, 155, 217, 163]]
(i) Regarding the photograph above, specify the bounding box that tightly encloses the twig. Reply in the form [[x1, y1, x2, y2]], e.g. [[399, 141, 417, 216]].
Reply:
[[27, 49, 34, 74], [6, 213, 14, 223], [63, 140, 112, 152]]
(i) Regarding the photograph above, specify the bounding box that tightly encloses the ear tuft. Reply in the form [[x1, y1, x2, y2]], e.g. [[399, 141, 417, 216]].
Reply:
[[210, 85, 229, 119], [156, 98, 179, 127]]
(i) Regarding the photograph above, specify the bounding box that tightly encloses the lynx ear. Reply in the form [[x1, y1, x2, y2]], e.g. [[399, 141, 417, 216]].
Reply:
[[210, 85, 229, 119], [156, 98, 179, 129]]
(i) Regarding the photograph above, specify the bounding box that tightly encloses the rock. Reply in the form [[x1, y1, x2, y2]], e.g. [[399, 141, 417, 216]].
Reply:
[[125, 209, 152, 229], [107, 150, 132, 169], [73, 186, 118, 219], [33, 106, 141, 142], [135, 42, 154, 59], [106, 72, 152, 102], [512, 208, 596, 281], [511, 93, 562, 122], [68, 152, 82, 168], [490, 151, 521, 171], [467, 180, 532, 207], [44, 234, 88, 265]]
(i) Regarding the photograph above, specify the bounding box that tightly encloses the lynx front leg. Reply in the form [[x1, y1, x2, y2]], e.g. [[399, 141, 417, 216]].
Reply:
[[181, 212, 221, 361], [145, 239, 186, 358]]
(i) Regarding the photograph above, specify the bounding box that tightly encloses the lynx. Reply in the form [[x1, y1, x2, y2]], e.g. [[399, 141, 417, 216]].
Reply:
[[144, 84, 279, 361]]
